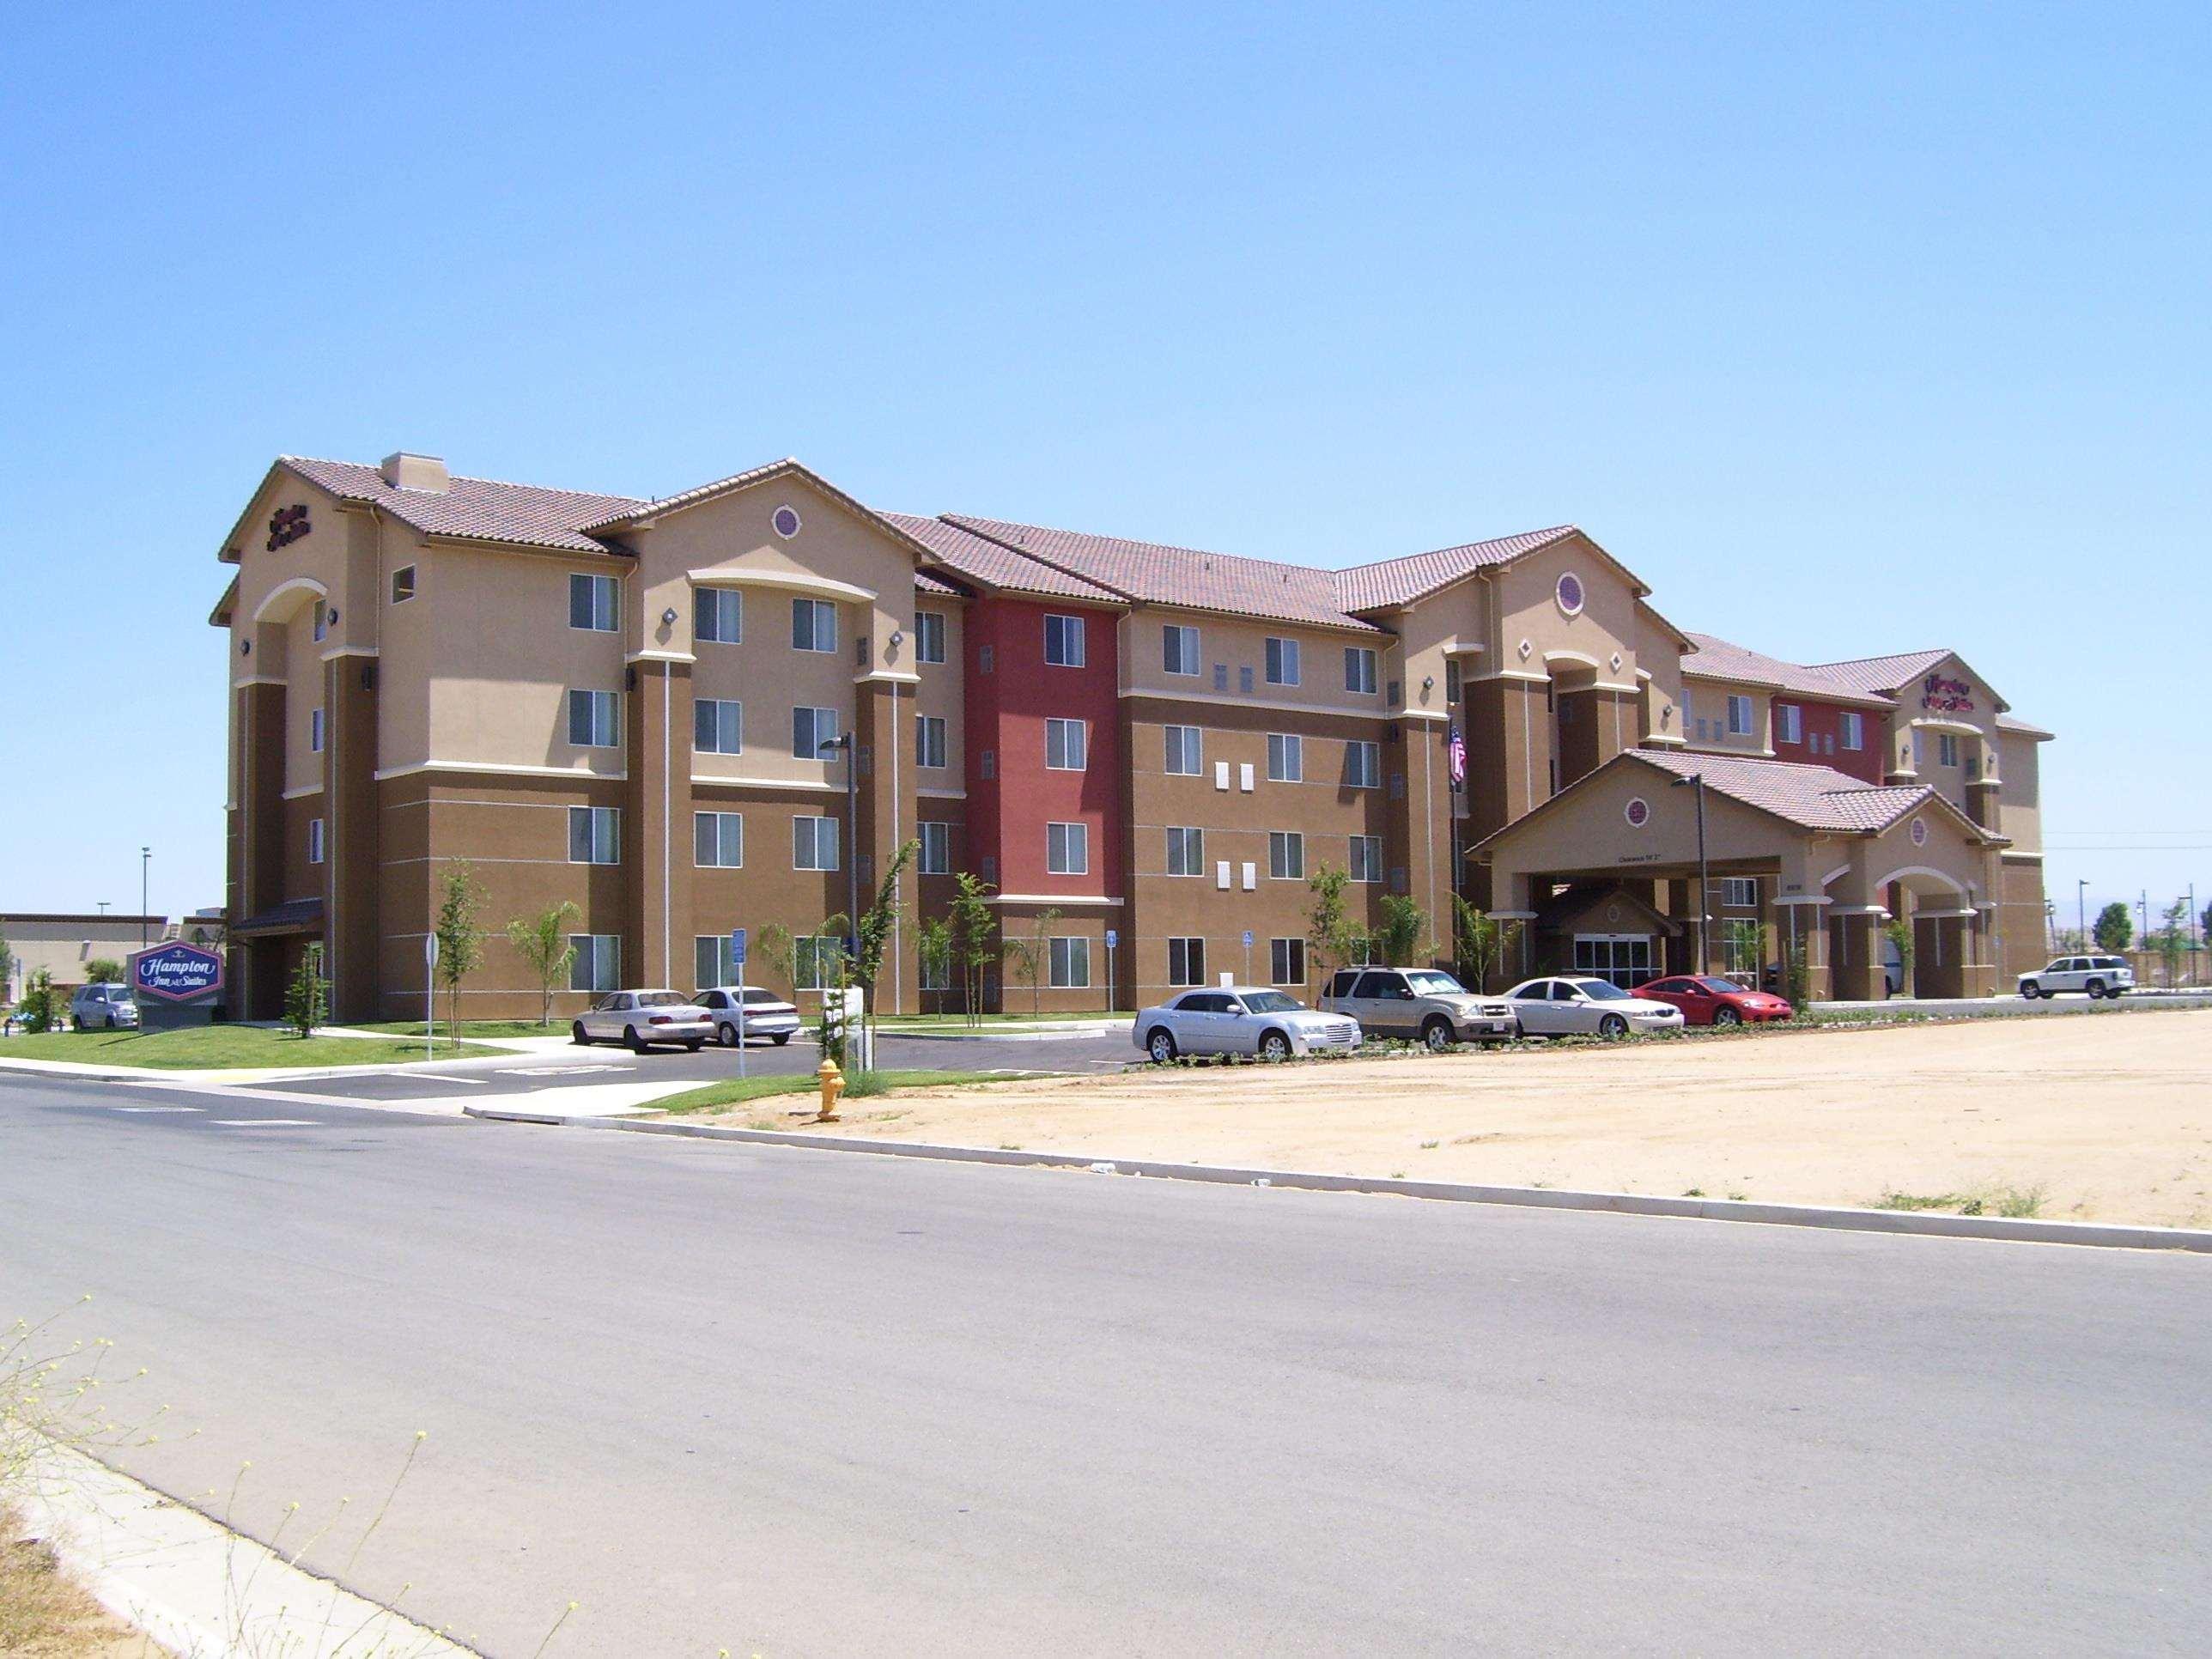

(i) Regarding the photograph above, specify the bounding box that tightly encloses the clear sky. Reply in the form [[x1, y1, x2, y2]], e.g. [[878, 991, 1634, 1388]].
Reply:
[[2, 3, 2204, 941]]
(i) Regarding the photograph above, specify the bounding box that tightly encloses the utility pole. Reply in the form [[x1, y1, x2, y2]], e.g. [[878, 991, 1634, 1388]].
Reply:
[[1672, 772, 1710, 975], [2076, 878, 2087, 951]]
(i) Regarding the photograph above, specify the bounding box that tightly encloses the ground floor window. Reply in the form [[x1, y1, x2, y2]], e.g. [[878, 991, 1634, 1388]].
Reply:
[[694, 935, 737, 989], [568, 933, 620, 994], [1270, 937, 1307, 985], [1048, 936, 1091, 989], [794, 935, 846, 992], [1721, 919, 1763, 975], [1167, 936, 1206, 987], [1573, 933, 1652, 989]]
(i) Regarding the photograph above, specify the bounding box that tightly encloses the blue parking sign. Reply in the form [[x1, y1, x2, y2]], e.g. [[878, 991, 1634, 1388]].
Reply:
[[1105, 929, 1119, 949], [730, 927, 747, 966], [1242, 930, 1254, 948]]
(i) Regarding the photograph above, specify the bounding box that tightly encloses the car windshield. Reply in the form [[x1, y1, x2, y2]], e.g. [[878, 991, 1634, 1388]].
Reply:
[[1694, 977, 1742, 995], [1575, 980, 1632, 1000], [1240, 992, 1302, 1013], [1404, 971, 1468, 996], [637, 991, 690, 1007]]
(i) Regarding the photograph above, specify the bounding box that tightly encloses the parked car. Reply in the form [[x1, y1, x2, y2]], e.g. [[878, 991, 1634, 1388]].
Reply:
[[692, 985, 802, 1047], [573, 989, 714, 1052], [1134, 986, 1361, 1063], [70, 983, 139, 1030], [1633, 975, 1795, 1026], [1499, 976, 1686, 1037], [2018, 955, 2134, 1000], [1318, 967, 1518, 1050]]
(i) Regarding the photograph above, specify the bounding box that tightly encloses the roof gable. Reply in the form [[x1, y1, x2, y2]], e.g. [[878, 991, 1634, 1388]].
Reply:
[[266, 457, 643, 555], [1681, 634, 1898, 708], [1331, 526, 1583, 612]]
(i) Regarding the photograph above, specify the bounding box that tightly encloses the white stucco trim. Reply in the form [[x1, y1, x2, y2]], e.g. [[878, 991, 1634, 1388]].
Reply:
[[318, 645, 380, 662], [250, 575, 329, 623], [625, 649, 697, 665], [1120, 686, 1394, 720], [1869, 864, 1968, 895], [373, 761, 628, 782], [690, 774, 842, 793], [280, 782, 325, 800], [857, 669, 921, 685], [915, 786, 968, 799], [231, 675, 288, 689], [688, 568, 876, 605], [984, 894, 1126, 908], [1772, 895, 1833, 907], [1542, 649, 1603, 671]]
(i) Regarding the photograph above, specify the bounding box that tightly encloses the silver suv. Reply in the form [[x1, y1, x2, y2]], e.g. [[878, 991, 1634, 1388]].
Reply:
[[70, 983, 139, 1030], [2019, 955, 2134, 1000], [1319, 967, 1518, 1050]]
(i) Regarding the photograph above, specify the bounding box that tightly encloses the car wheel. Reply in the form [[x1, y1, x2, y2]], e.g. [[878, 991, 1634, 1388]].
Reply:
[[684, 1039, 704, 1053], [2085, 978, 2106, 1000], [1258, 1030, 1293, 1062], [1146, 1028, 1178, 1063], [2020, 981, 2039, 1000], [625, 1025, 650, 1054], [1712, 1006, 1741, 1028], [719, 1022, 739, 1047], [1419, 1016, 1455, 1053], [771, 1032, 793, 1046], [1598, 1013, 1628, 1039], [104, 1015, 118, 1030]]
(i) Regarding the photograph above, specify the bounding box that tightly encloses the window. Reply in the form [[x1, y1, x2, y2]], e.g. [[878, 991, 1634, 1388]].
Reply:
[[1349, 835, 1382, 883], [1720, 877, 1759, 908], [1725, 694, 1754, 737], [569, 572, 618, 632], [390, 565, 416, 604], [1268, 831, 1304, 880], [1167, 936, 1206, 987], [791, 597, 838, 653], [1044, 613, 1086, 667], [915, 610, 946, 664], [568, 934, 619, 994], [979, 749, 995, 780], [1045, 717, 1087, 771], [793, 706, 839, 761], [694, 811, 743, 868], [696, 588, 742, 643], [1445, 660, 1462, 703], [1841, 711, 1864, 750], [1164, 725, 1202, 775], [307, 817, 325, 864], [794, 935, 845, 991], [309, 708, 325, 753], [1344, 740, 1382, 788], [1344, 647, 1377, 695], [1271, 938, 1307, 986], [1164, 623, 1200, 677], [979, 644, 994, 675], [1264, 636, 1300, 686], [312, 603, 328, 643], [916, 714, 948, 769], [1267, 732, 1304, 782], [1046, 821, 1089, 875], [694, 698, 743, 755], [568, 805, 620, 865], [1776, 703, 1802, 744], [694, 935, 738, 990], [1165, 826, 1204, 876], [1048, 936, 1091, 989], [918, 820, 951, 874], [1937, 733, 1961, 768], [568, 689, 618, 748], [793, 815, 840, 872]]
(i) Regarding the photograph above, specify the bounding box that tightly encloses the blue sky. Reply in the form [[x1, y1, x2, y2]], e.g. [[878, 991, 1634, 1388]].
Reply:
[[2, 2, 2204, 939]]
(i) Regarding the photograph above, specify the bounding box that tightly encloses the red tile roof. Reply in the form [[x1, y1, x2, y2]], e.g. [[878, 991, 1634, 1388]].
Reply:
[[1630, 747, 1995, 838], [1804, 648, 1956, 699], [276, 458, 643, 555], [879, 514, 1122, 604], [1330, 526, 1581, 612], [1682, 634, 1898, 708]]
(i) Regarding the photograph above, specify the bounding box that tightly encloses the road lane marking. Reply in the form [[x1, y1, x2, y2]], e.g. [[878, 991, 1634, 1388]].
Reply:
[[211, 1119, 324, 1127], [111, 1106, 204, 1113], [495, 1065, 628, 1077]]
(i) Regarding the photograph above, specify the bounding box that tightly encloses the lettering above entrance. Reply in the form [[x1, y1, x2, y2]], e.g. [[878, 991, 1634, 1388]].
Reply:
[[266, 504, 310, 551], [1920, 673, 1974, 714]]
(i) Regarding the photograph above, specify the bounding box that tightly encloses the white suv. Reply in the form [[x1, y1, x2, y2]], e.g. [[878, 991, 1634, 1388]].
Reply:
[[2019, 955, 2134, 1000]]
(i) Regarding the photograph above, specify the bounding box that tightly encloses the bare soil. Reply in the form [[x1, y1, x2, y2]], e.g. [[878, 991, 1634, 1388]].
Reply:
[[702, 1009, 2212, 1227]]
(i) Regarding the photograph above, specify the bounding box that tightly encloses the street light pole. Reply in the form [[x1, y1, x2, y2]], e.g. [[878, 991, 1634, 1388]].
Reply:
[[1672, 773, 1709, 975], [140, 847, 150, 950], [2077, 879, 2087, 951], [820, 733, 861, 964]]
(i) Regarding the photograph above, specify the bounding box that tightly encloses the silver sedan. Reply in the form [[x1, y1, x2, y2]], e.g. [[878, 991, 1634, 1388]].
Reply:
[[1133, 986, 1362, 1063], [1500, 976, 1685, 1038], [573, 989, 715, 1053]]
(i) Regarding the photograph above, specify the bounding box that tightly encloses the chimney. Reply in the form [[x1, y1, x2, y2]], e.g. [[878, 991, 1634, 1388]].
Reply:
[[380, 452, 451, 493]]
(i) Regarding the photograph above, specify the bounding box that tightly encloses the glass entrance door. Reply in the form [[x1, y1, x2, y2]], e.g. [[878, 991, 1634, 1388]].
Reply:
[[1573, 933, 1653, 989]]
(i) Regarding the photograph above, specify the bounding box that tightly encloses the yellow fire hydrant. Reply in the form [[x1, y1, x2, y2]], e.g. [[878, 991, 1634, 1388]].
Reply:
[[816, 1058, 846, 1122]]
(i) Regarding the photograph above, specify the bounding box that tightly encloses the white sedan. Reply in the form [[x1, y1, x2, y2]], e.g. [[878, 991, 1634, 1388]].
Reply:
[[1500, 976, 1685, 1038], [1134, 986, 1362, 1063], [573, 989, 715, 1053], [693, 986, 804, 1047]]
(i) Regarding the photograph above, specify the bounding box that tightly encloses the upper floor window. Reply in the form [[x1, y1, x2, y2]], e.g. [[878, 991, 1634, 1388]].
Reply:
[[568, 805, 620, 865], [694, 698, 743, 755], [916, 714, 949, 769], [696, 588, 742, 643], [791, 597, 838, 653], [309, 708, 325, 753], [1044, 613, 1086, 667], [390, 565, 416, 605], [1349, 835, 1383, 883], [1775, 703, 1802, 744], [793, 706, 840, 762], [793, 815, 840, 872], [1268, 831, 1305, 880], [918, 820, 951, 874], [694, 810, 744, 868], [307, 817, 325, 865], [1267, 732, 1303, 783], [1344, 647, 1378, 695], [1264, 636, 1300, 686], [1840, 711, 1864, 750], [1163, 623, 1200, 677], [568, 689, 619, 749], [1936, 732, 1961, 768], [1165, 825, 1204, 876], [915, 610, 946, 665], [1046, 717, 1087, 771], [569, 572, 618, 632], [1046, 820, 1090, 875], [1344, 739, 1382, 789], [312, 602, 328, 643], [1163, 725, 1202, 776], [1720, 876, 1759, 908], [1725, 694, 1755, 737]]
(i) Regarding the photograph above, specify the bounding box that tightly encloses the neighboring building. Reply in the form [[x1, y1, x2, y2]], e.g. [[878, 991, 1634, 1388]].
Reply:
[[208, 450, 2051, 1017], [2, 914, 170, 1003]]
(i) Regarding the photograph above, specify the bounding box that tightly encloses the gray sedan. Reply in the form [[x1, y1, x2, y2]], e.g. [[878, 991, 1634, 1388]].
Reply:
[[1134, 986, 1362, 1063], [1500, 976, 1685, 1038]]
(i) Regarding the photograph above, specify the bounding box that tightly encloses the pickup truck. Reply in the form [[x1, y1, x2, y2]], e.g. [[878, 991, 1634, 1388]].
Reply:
[[1319, 967, 1519, 1050]]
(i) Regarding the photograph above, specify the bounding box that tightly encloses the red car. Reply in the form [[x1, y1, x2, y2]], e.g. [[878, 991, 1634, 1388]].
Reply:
[[1632, 975, 1795, 1026]]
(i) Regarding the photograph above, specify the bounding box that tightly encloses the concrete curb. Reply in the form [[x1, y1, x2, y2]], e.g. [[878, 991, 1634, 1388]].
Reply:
[[460, 1106, 2212, 1253]]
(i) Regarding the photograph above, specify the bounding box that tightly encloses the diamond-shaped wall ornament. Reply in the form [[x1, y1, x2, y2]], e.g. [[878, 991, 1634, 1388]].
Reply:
[[1609, 652, 1623, 673], [1517, 638, 1533, 661]]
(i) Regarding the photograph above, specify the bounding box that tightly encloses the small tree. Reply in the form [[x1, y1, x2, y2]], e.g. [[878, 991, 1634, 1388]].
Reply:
[[1450, 896, 1521, 991], [1881, 917, 1915, 998], [757, 922, 799, 1000], [917, 916, 955, 1015], [506, 900, 580, 1028], [0, 927, 13, 1005], [1782, 938, 1813, 1012], [2156, 897, 2189, 988], [850, 838, 920, 1038], [432, 860, 487, 1042], [84, 958, 124, 985], [1306, 862, 1368, 982], [1373, 894, 1427, 967], [950, 872, 997, 1024], [2092, 901, 2133, 953], [1001, 907, 1060, 1016], [283, 943, 328, 1038], [18, 969, 60, 1032]]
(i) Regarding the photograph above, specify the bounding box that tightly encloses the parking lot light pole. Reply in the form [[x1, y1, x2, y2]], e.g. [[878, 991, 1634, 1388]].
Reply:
[[2077, 879, 2087, 951], [1672, 773, 1709, 975], [140, 847, 150, 951], [819, 732, 861, 971]]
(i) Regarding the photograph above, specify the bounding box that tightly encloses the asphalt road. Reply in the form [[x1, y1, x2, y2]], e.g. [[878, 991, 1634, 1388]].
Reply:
[[3, 1069, 2208, 1657], [247, 1028, 1137, 1102]]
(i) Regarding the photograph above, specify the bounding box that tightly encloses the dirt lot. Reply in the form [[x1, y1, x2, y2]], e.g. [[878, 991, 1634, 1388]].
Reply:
[[712, 1009, 2212, 1226]]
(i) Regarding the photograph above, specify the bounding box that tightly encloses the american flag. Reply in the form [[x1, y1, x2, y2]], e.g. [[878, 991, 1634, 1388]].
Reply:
[[1448, 724, 1467, 790]]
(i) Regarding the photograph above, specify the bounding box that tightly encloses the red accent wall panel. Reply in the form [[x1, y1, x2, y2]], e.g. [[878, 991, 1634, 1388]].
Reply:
[[1771, 698, 1886, 783]]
